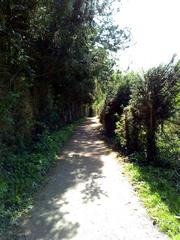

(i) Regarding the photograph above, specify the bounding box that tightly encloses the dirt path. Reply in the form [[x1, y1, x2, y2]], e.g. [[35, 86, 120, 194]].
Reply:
[[17, 117, 167, 240]]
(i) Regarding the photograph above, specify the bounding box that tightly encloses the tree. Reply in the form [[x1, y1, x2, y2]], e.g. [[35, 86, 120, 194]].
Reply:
[[131, 62, 179, 163], [0, 0, 130, 152], [100, 72, 132, 136]]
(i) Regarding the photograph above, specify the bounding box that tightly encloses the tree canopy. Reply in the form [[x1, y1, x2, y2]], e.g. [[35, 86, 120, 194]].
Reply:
[[0, 0, 129, 151]]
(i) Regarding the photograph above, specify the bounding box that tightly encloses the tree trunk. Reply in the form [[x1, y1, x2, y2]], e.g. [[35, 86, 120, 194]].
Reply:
[[146, 127, 156, 163], [131, 124, 140, 153], [124, 111, 130, 152], [146, 104, 157, 163], [130, 110, 140, 153]]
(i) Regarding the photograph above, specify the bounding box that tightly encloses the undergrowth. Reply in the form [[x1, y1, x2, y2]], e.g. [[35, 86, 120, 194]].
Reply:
[[0, 121, 79, 234], [121, 159, 180, 239]]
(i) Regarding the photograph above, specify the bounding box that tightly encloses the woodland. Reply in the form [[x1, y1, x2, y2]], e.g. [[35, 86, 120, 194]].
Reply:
[[0, 0, 179, 237]]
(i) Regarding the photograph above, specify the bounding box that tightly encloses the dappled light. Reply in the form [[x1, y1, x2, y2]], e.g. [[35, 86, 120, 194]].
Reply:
[[14, 118, 167, 240], [1, 0, 179, 239], [17, 118, 112, 239]]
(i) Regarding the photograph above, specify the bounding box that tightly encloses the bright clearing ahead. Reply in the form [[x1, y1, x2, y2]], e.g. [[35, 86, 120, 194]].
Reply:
[[114, 0, 180, 71]]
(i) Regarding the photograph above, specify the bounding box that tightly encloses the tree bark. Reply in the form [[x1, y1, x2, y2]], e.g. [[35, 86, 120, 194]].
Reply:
[[124, 111, 130, 152], [146, 127, 156, 163], [146, 104, 157, 163]]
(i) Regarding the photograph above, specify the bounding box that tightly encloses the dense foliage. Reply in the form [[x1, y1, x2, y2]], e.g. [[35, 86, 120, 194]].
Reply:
[[100, 61, 180, 166], [0, 121, 79, 235], [99, 72, 132, 136], [0, 0, 129, 150], [0, 0, 129, 231]]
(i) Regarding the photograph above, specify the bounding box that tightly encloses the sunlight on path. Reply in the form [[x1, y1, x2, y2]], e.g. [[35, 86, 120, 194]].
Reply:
[[18, 117, 167, 240]]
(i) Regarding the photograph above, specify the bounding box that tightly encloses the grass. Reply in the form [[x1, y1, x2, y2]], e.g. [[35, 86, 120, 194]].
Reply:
[[120, 158, 180, 239], [0, 120, 80, 234]]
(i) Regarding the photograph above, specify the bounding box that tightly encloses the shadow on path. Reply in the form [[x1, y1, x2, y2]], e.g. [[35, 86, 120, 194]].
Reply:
[[14, 117, 110, 240]]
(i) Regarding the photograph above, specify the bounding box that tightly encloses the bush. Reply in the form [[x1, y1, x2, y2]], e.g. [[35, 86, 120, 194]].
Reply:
[[157, 121, 180, 169], [100, 75, 131, 136], [0, 122, 77, 233], [111, 62, 180, 164]]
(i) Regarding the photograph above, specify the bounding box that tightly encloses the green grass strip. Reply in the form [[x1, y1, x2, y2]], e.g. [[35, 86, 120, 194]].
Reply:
[[121, 160, 180, 239], [0, 120, 81, 233]]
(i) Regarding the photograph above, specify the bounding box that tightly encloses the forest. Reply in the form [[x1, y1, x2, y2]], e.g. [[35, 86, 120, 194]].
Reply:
[[0, 0, 179, 239]]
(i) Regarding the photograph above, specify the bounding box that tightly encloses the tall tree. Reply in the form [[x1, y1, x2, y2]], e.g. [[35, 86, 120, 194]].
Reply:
[[131, 62, 179, 163]]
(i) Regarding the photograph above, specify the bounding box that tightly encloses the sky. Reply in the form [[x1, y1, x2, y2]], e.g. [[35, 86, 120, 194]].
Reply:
[[113, 0, 180, 71]]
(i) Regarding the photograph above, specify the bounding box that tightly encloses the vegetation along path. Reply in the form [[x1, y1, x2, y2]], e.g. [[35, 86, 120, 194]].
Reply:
[[18, 118, 168, 240]]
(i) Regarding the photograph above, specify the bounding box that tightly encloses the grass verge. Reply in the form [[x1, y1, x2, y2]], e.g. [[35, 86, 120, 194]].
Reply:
[[120, 158, 180, 239], [0, 120, 80, 234]]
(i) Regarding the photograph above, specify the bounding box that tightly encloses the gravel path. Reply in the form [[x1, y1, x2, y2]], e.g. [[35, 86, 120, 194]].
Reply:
[[18, 117, 167, 240]]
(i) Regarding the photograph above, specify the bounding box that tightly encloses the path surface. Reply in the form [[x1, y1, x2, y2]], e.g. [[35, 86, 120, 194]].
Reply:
[[18, 117, 167, 240]]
